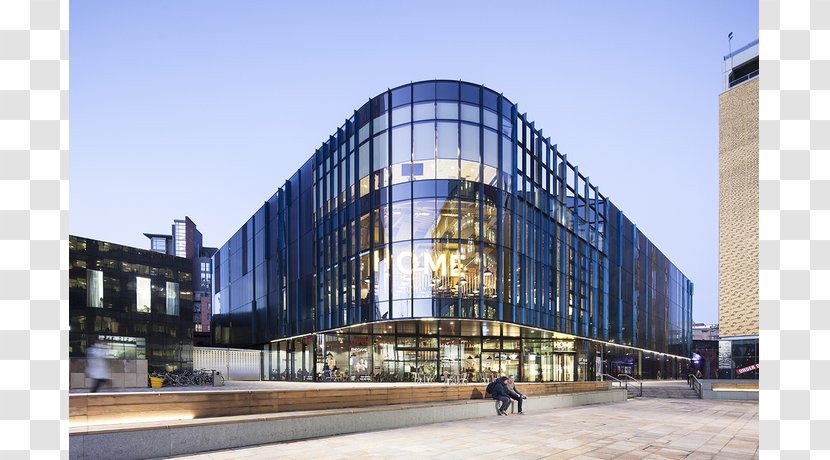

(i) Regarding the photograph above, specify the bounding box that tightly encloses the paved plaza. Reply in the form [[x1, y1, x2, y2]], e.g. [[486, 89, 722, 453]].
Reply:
[[168, 396, 758, 459]]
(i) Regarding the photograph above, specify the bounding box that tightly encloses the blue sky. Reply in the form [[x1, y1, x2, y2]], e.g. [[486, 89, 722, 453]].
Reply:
[[70, 1, 759, 325]]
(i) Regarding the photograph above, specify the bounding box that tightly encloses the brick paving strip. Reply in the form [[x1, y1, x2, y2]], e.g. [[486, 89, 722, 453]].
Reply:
[[168, 397, 758, 460]]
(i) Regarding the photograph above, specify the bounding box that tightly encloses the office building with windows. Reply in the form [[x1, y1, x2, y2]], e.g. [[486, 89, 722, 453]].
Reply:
[[69, 235, 194, 374], [146, 216, 217, 345], [211, 80, 694, 383], [718, 40, 759, 379]]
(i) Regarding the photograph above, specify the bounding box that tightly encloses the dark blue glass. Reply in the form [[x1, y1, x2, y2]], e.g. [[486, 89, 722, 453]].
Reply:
[[483, 89, 498, 111], [460, 83, 479, 104], [413, 82, 436, 102], [412, 179, 436, 198], [436, 81, 459, 100], [391, 86, 411, 107]]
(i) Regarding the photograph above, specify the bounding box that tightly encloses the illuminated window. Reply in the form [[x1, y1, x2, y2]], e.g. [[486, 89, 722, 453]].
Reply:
[[136, 276, 151, 313], [87, 269, 103, 308], [166, 281, 179, 316]]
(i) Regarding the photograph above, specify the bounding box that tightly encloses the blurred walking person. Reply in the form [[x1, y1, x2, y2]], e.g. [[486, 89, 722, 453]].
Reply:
[[86, 341, 110, 393]]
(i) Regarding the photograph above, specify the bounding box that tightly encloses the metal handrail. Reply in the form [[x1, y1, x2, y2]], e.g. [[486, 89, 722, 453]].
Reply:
[[618, 374, 643, 397], [689, 374, 703, 398], [728, 69, 759, 88], [598, 374, 624, 388]]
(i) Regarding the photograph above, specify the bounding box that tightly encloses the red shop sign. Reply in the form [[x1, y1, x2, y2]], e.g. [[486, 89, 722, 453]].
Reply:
[[736, 363, 759, 374]]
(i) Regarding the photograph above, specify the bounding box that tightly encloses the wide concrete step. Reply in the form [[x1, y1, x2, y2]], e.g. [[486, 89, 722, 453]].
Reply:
[[638, 386, 699, 399], [70, 389, 627, 460]]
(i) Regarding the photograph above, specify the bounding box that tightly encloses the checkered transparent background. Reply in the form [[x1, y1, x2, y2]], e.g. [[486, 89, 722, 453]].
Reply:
[[0, 0, 68, 457], [0, 0, 822, 457], [759, 0, 829, 457]]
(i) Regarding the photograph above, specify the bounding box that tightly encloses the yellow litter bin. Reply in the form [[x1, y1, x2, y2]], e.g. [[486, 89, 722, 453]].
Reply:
[[149, 376, 164, 388]]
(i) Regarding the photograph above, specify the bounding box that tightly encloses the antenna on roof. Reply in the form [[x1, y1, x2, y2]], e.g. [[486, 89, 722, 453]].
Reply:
[[728, 32, 734, 73]]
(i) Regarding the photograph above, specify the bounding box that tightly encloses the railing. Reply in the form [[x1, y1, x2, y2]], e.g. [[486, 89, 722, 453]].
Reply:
[[598, 373, 641, 397], [689, 374, 702, 398], [618, 374, 643, 397], [728, 69, 759, 88]]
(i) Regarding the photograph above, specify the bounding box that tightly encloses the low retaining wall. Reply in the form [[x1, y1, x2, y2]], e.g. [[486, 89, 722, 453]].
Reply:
[[69, 389, 626, 460], [699, 379, 758, 400], [70, 381, 610, 427]]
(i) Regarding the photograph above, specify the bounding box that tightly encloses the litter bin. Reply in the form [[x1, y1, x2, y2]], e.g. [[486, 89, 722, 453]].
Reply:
[[149, 376, 164, 389], [212, 370, 224, 386]]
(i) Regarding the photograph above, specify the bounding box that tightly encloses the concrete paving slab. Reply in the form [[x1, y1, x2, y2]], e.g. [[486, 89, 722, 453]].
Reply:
[[164, 397, 758, 460]]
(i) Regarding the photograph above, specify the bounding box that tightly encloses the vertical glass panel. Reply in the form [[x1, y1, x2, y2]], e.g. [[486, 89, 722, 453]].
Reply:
[[360, 251, 371, 304], [412, 240, 436, 299], [436, 122, 458, 159], [391, 125, 411, 164], [412, 198, 437, 239], [460, 103, 479, 123], [373, 246, 390, 308], [436, 102, 458, 120], [501, 116, 512, 137], [483, 109, 498, 130], [434, 196, 459, 239], [460, 83, 479, 103], [460, 160, 480, 182], [359, 142, 370, 178], [413, 102, 435, 121], [415, 159, 435, 181], [483, 129, 498, 167], [373, 114, 388, 133], [136, 276, 151, 313], [436, 81, 459, 100], [359, 123, 370, 143], [460, 124, 479, 161], [412, 122, 435, 161], [435, 158, 458, 180], [391, 200, 412, 242], [391, 241, 413, 303], [374, 206, 389, 247], [391, 85, 412, 107], [372, 133, 388, 171], [166, 281, 179, 316], [482, 165, 498, 187], [413, 82, 436, 102], [392, 105, 411, 126], [459, 200, 480, 240], [87, 269, 103, 308]]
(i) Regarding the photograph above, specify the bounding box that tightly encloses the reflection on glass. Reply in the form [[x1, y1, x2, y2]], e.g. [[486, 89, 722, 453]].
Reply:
[[392, 125, 411, 164], [460, 124, 479, 161], [413, 102, 435, 121], [373, 206, 389, 247], [391, 201, 412, 242], [436, 122, 458, 159], [413, 122, 434, 161], [392, 105, 411, 125], [436, 102, 458, 120]]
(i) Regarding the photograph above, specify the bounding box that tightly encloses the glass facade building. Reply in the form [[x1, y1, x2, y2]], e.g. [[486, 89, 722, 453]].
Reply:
[[212, 81, 693, 383], [69, 235, 194, 372]]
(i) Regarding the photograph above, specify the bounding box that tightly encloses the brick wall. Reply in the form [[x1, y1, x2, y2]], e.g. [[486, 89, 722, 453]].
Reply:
[[718, 78, 759, 337]]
